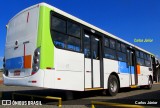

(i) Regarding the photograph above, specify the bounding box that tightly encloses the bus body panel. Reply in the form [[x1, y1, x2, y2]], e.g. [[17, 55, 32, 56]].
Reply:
[[3, 69, 44, 87], [85, 58, 92, 88], [38, 6, 54, 69], [103, 59, 119, 89], [138, 66, 151, 85], [43, 69, 55, 88], [4, 6, 39, 78], [52, 48, 84, 91]]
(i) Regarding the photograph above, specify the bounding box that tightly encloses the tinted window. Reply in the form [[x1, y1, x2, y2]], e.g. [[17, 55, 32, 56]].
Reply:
[[140, 58, 145, 65], [121, 44, 126, 53], [117, 52, 126, 62], [51, 15, 81, 52], [137, 58, 144, 65], [136, 51, 139, 57], [117, 42, 121, 51], [51, 31, 67, 48], [92, 37, 100, 59], [67, 21, 80, 37], [143, 53, 147, 60], [84, 34, 91, 58], [110, 39, 116, 49], [52, 16, 66, 33], [145, 60, 151, 67], [104, 48, 116, 59], [67, 36, 80, 51], [104, 38, 109, 47], [140, 52, 144, 58], [147, 54, 151, 61]]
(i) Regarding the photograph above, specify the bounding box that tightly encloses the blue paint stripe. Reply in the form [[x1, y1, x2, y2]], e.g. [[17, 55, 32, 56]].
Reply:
[[118, 61, 129, 73], [118, 61, 135, 74], [6, 56, 24, 70], [131, 66, 135, 74]]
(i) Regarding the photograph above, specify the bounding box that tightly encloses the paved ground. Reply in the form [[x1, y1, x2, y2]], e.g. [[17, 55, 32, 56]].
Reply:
[[0, 83, 160, 108], [0, 70, 160, 108]]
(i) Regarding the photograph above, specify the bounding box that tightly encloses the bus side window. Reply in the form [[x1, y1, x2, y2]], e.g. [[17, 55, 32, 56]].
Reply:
[[51, 16, 66, 33], [84, 34, 91, 58], [51, 31, 67, 48], [104, 38, 109, 47], [104, 47, 116, 60], [136, 51, 140, 57], [67, 21, 81, 38], [92, 37, 99, 59], [67, 36, 80, 51], [117, 52, 126, 62], [110, 39, 116, 49]]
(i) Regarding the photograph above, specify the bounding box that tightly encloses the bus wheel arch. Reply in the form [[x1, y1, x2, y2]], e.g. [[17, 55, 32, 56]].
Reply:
[[107, 72, 120, 96], [147, 75, 153, 89]]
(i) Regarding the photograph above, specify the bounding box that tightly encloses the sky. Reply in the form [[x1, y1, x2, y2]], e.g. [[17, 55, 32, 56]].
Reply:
[[0, 0, 160, 68]]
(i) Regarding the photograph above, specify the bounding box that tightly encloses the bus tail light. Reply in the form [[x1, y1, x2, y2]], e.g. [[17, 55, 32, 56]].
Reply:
[[32, 80, 37, 83], [34, 51, 40, 57], [34, 58, 39, 64], [3, 57, 5, 68], [31, 72, 36, 75], [3, 57, 8, 76], [32, 48, 40, 75]]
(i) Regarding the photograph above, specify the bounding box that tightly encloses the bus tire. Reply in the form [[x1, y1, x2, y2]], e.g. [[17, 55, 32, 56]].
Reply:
[[146, 77, 152, 89], [108, 75, 119, 96]]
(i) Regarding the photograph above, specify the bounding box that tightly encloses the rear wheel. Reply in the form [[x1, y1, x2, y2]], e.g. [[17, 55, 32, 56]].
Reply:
[[108, 75, 119, 96], [146, 77, 152, 89]]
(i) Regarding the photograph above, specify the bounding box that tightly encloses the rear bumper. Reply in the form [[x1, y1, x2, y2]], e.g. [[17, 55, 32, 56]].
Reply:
[[3, 69, 44, 87]]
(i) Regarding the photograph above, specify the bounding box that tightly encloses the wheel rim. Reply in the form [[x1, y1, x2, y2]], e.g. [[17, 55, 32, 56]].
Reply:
[[110, 80, 117, 92]]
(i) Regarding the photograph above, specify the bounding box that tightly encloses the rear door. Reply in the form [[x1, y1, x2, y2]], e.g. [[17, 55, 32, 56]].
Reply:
[[5, 6, 39, 77], [84, 30, 102, 88], [127, 48, 138, 85]]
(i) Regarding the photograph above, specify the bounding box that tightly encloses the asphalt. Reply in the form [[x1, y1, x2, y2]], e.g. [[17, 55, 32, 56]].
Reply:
[[0, 83, 160, 108]]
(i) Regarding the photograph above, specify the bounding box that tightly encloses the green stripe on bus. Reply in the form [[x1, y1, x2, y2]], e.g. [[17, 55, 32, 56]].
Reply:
[[37, 5, 54, 69]]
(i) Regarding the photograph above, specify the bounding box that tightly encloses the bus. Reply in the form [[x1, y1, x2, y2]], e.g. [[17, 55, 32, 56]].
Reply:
[[3, 2, 157, 96]]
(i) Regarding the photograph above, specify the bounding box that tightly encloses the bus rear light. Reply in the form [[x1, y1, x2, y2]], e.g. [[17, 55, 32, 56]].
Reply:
[[34, 58, 39, 64], [28, 80, 37, 83], [46, 67, 51, 69], [31, 72, 36, 75], [32, 48, 40, 75], [34, 51, 40, 57], [3, 57, 5, 68], [31, 80, 37, 83], [46, 67, 55, 70]]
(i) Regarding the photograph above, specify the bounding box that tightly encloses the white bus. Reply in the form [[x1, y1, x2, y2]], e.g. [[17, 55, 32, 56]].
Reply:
[[3, 3, 156, 96]]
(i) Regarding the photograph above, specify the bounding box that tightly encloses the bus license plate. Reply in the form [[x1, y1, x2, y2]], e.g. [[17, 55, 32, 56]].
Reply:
[[14, 70, 20, 76]]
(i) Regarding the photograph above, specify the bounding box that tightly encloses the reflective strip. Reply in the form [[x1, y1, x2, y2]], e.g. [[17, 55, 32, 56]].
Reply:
[[57, 78, 61, 80], [136, 65, 140, 74]]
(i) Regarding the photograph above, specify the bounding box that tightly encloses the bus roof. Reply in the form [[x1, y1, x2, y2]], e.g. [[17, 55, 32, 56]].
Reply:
[[8, 2, 153, 55]]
